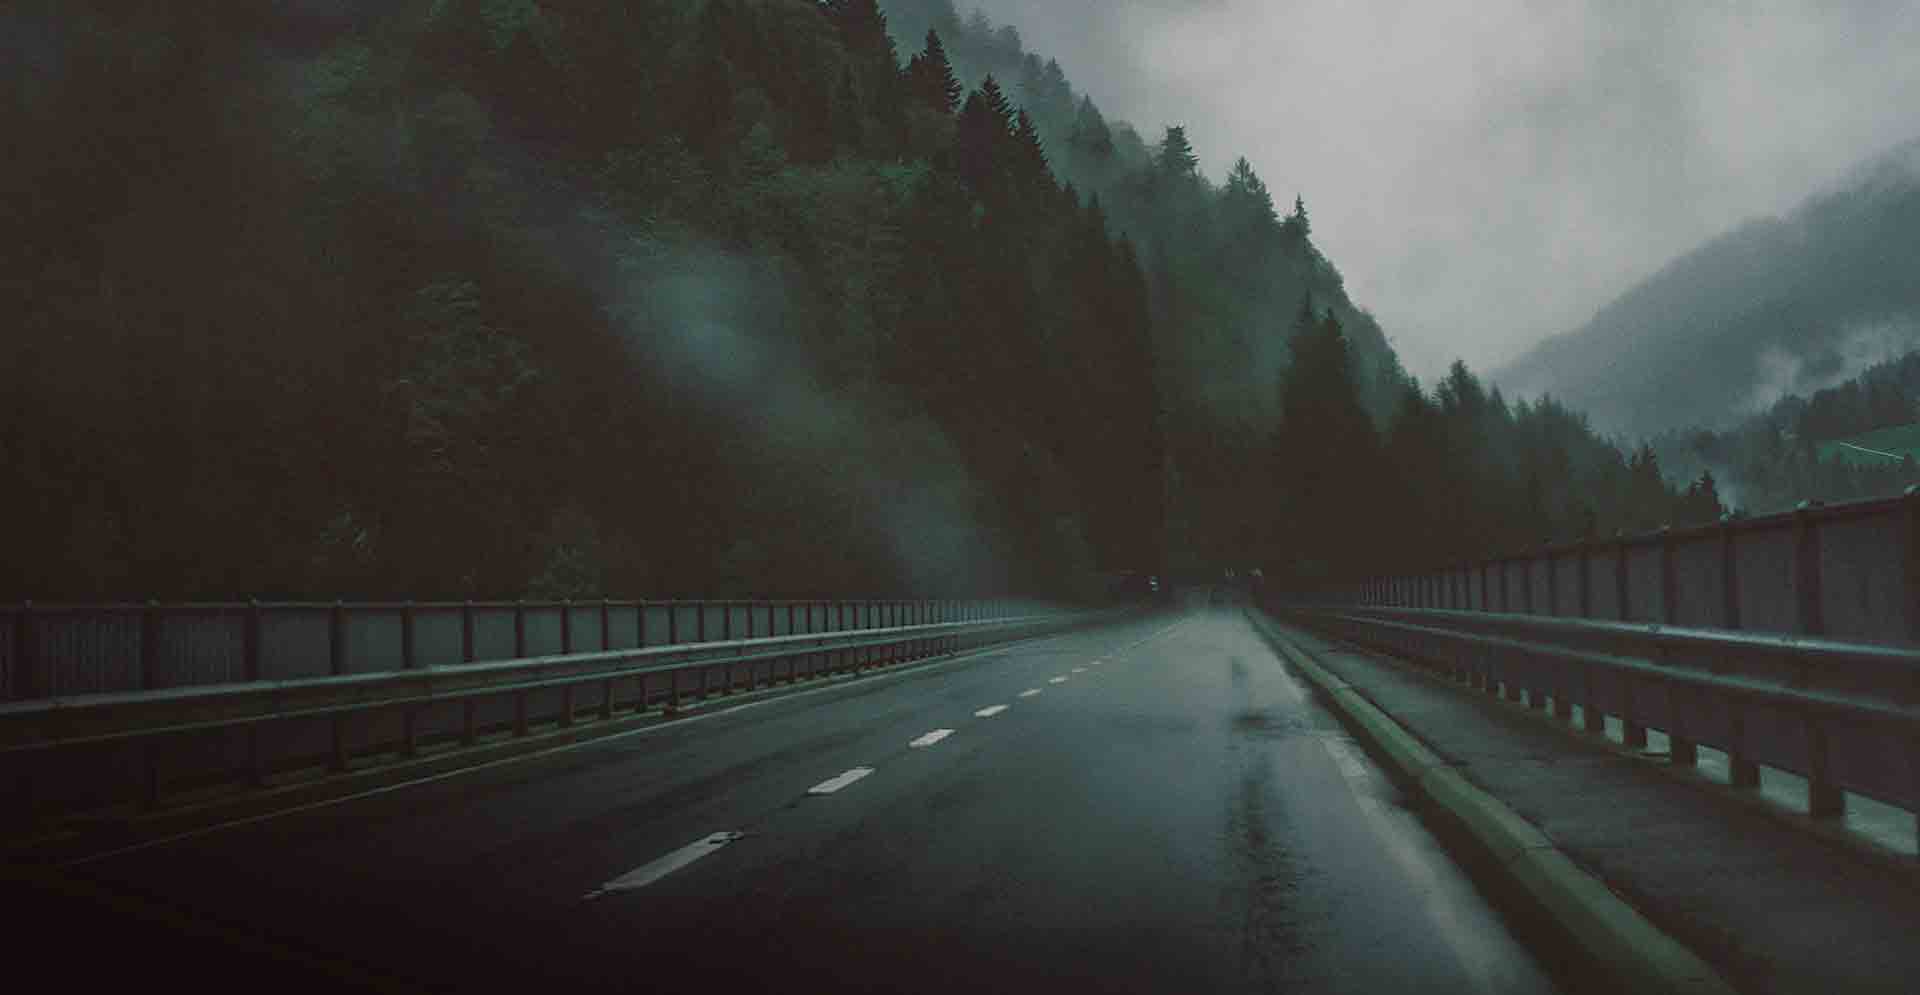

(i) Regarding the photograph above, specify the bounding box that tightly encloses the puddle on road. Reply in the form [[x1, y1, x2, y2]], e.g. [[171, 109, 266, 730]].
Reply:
[[1230, 709, 1313, 739]]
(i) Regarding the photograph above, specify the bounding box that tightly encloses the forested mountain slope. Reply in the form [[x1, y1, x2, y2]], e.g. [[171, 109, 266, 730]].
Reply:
[[1497, 138, 1920, 439], [3, 0, 1716, 600]]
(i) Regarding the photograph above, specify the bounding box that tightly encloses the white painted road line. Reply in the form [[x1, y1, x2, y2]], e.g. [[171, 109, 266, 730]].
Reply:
[[974, 704, 1009, 718], [1091, 660, 1105, 666], [808, 767, 875, 795], [910, 729, 955, 748], [1049, 676, 1068, 685], [585, 831, 745, 899], [1018, 689, 1043, 698], [1072, 667, 1087, 673]]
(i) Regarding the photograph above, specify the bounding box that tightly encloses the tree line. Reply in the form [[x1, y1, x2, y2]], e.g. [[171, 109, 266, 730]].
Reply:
[[3, 0, 1718, 602]]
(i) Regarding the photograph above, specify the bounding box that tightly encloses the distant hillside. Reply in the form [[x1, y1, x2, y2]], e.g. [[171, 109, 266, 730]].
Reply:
[[1497, 137, 1920, 440]]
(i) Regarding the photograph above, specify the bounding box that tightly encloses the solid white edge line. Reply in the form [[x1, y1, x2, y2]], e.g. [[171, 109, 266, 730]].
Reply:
[[585, 831, 745, 899], [807, 767, 875, 795]]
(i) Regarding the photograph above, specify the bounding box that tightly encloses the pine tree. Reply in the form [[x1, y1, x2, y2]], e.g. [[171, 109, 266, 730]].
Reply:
[[1283, 194, 1311, 239], [1067, 97, 1115, 166], [1155, 125, 1199, 178], [906, 29, 961, 114], [1222, 157, 1277, 230]]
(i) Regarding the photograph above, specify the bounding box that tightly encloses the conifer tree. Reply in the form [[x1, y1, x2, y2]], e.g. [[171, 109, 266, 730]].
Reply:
[[906, 29, 962, 114], [1155, 125, 1199, 178]]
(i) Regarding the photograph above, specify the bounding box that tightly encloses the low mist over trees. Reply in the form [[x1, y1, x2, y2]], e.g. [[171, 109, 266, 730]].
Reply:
[[5, 0, 1721, 601]]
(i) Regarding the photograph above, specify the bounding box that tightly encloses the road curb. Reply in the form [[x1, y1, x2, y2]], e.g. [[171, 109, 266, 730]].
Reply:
[[1246, 609, 1737, 995]]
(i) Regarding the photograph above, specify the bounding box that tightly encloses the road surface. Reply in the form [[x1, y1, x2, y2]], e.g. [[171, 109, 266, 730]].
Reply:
[[25, 608, 1561, 993]]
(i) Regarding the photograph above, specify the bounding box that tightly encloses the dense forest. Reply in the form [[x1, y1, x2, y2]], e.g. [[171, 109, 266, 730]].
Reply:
[[4, 0, 1719, 602], [1654, 349, 1920, 515]]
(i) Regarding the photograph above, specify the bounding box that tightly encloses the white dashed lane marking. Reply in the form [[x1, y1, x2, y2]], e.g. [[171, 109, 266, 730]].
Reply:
[[910, 729, 955, 748], [974, 705, 1009, 718], [585, 831, 744, 899], [1072, 667, 1087, 673], [1018, 689, 1042, 698], [808, 767, 875, 795], [1049, 676, 1068, 685]]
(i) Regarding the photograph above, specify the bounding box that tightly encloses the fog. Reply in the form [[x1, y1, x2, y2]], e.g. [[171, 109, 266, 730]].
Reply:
[[964, 0, 1920, 384]]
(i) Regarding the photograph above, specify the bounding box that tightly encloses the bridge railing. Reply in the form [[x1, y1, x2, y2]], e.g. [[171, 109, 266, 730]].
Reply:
[[1279, 603, 1920, 847], [2, 605, 1123, 829], [1350, 487, 1920, 648], [0, 597, 1040, 702]]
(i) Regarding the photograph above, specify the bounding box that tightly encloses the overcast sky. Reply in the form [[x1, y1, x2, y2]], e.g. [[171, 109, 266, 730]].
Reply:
[[966, 0, 1920, 384]]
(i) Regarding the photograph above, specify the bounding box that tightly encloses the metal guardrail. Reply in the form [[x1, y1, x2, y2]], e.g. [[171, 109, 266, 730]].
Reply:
[[1286, 605, 1920, 845], [0, 597, 1038, 701], [1344, 488, 1920, 648], [3, 608, 1120, 825]]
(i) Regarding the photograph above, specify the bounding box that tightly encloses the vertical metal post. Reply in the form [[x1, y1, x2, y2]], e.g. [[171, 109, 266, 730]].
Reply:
[[11, 602, 35, 700], [559, 600, 574, 725], [1805, 711, 1843, 818], [1577, 542, 1592, 619], [402, 601, 417, 670], [1544, 545, 1558, 617], [1659, 527, 1677, 626], [639, 599, 649, 647], [1794, 501, 1826, 638], [601, 598, 612, 650], [1906, 486, 1920, 645], [787, 603, 796, 639], [1721, 516, 1742, 630], [668, 600, 679, 644], [142, 601, 162, 691], [514, 600, 527, 657], [244, 599, 262, 682], [1498, 562, 1509, 613], [697, 600, 707, 643], [723, 601, 733, 641], [1620, 676, 1647, 748], [1615, 533, 1631, 622], [330, 601, 348, 676], [461, 601, 476, 744]]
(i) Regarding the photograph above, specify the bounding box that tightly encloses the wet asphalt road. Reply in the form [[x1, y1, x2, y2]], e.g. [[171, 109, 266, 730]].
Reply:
[[31, 608, 1560, 993]]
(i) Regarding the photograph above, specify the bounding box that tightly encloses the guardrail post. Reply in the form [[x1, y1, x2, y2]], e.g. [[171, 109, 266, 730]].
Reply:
[[1576, 542, 1591, 618], [1614, 532, 1630, 621], [1497, 561, 1509, 613], [10, 602, 33, 701], [461, 600, 477, 744], [330, 600, 347, 676], [402, 601, 417, 670], [244, 599, 262, 682], [639, 599, 649, 646], [559, 600, 574, 724], [1659, 527, 1677, 626], [1720, 515, 1742, 630], [142, 600, 162, 691], [1620, 676, 1647, 748], [1805, 711, 1843, 818], [1544, 544, 1559, 617], [667, 601, 679, 644], [697, 600, 708, 643], [1795, 501, 1825, 637], [1905, 485, 1920, 645], [602, 598, 612, 649], [514, 600, 527, 657], [1669, 681, 1697, 768]]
